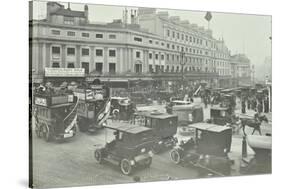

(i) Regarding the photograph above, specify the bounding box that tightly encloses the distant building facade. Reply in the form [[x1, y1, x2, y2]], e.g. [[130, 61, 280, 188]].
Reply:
[[30, 2, 251, 88], [230, 54, 252, 86]]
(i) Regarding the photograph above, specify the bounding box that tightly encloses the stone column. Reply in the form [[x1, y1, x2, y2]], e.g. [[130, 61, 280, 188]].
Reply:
[[117, 48, 121, 73], [61, 44, 66, 68], [38, 43, 43, 74], [90, 46, 95, 72], [104, 47, 108, 73], [76, 45, 81, 68], [45, 43, 50, 68]]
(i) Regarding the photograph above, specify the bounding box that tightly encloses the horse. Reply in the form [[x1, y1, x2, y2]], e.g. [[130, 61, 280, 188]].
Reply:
[[239, 114, 268, 135]]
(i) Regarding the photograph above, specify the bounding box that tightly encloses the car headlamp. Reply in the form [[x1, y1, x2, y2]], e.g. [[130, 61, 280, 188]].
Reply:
[[130, 160, 135, 165], [141, 148, 146, 153]]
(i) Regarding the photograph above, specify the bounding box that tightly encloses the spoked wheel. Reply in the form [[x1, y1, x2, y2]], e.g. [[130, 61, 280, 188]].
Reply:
[[94, 149, 104, 164], [144, 157, 152, 167], [170, 149, 181, 164], [42, 124, 52, 142], [120, 159, 132, 175]]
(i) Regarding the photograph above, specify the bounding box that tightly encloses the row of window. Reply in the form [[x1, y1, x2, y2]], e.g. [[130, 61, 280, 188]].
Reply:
[[166, 29, 215, 47], [51, 29, 117, 39], [51, 46, 117, 57], [52, 46, 229, 68], [51, 61, 117, 74], [50, 60, 217, 75]]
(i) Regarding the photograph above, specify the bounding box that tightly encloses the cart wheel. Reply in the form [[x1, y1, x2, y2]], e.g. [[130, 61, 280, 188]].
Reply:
[[42, 124, 51, 142], [170, 149, 181, 164], [144, 157, 152, 167], [120, 159, 132, 175], [94, 149, 103, 164]]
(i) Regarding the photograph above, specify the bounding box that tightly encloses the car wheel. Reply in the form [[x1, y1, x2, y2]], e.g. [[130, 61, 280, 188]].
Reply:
[[94, 149, 103, 164], [170, 149, 181, 164], [144, 157, 152, 167], [152, 145, 160, 154], [120, 159, 132, 175], [42, 123, 52, 142]]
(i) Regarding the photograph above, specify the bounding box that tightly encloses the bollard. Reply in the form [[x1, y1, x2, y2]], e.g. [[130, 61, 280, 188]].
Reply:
[[242, 136, 247, 158]]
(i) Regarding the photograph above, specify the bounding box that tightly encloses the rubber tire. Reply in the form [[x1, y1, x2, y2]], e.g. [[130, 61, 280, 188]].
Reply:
[[170, 149, 181, 164], [94, 149, 103, 164], [152, 145, 161, 154], [120, 159, 133, 175]]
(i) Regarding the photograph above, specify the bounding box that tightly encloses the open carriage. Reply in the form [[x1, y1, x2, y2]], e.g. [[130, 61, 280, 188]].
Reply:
[[33, 91, 78, 142]]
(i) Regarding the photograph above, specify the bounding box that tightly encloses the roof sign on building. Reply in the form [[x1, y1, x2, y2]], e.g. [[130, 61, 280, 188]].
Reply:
[[45, 68, 85, 77]]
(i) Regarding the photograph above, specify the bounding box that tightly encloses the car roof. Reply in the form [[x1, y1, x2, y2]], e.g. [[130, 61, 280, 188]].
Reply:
[[111, 97, 128, 100], [189, 123, 231, 132], [211, 106, 228, 111], [172, 100, 191, 103], [173, 104, 201, 110], [137, 111, 177, 119], [104, 123, 152, 134]]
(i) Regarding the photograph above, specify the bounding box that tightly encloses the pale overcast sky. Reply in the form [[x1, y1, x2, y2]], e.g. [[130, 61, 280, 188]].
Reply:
[[32, 0, 272, 71]]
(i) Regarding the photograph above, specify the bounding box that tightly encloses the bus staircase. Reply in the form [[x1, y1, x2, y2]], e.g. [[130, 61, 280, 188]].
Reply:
[[193, 85, 202, 97], [95, 98, 111, 129], [63, 97, 79, 133]]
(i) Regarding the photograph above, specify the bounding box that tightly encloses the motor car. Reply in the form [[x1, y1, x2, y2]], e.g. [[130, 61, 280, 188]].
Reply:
[[172, 103, 203, 126], [130, 91, 152, 105], [170, 123, 233, 176], [94, 123, 154, 175], [133, 111, 178, 153], [210, 106, 235, 126], [111, 97, 134, 121]]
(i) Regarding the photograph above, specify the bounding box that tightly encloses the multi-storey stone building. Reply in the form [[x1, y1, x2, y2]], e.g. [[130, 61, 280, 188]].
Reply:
[[29, 2, 250, 88], [230, 54, 252, 86]]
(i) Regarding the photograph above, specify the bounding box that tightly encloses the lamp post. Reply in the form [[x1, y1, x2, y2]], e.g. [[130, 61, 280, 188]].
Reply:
[[180, 49, 186, 91]]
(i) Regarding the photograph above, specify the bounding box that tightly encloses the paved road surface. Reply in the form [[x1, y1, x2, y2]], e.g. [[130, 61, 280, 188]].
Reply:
[[31, 99, 271, 188]]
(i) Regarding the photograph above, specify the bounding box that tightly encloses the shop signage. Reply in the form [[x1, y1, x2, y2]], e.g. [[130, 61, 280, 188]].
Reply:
[[45, 68, 85, 77]]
